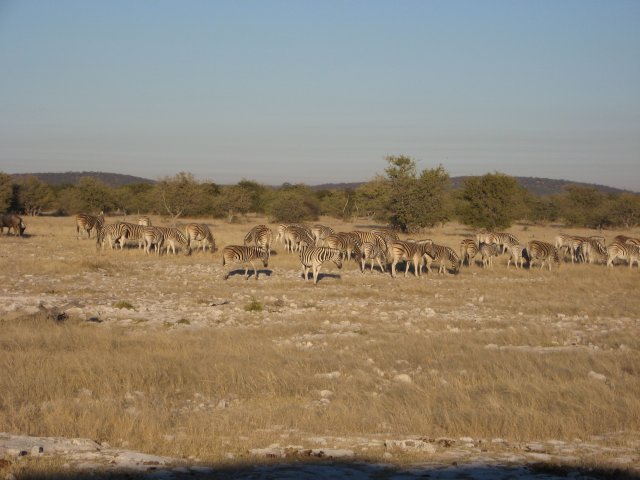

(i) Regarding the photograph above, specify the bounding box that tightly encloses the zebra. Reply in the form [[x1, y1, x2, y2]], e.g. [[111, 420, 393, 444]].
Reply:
[[325, 232, 360, 261], [554, 234, 589, 263], [185, 223, 216, 253], [76, 212, 104, 239], [579, 238, 607, 264], [526, 240, 560, 270], [606, 241, 640, 268], [355, 241, 387, 273], [389, 240, 431, 278], [283, 225, 315, 253], [137, 216, 151, 226], [506, 243, 525, 269], [96, 222, 128, 251], [244, 225, 273, 253], [119, 222, 147, 249], [311, 224, 335, 246], [459, 239, 479, 267], [221, 245, 269, 280], [478, 242, 500, 268], [157, 226, 191, 255], [493, 232, 520, 253], [143, 226, 165, 256], [476, 230, 498, 246], [299, 246, 343, 285], [371, 228, 399, 241], [423, 243, 461, 274]]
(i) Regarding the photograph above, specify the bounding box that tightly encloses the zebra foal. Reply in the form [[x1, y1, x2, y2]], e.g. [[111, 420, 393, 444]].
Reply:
[[222, 246, 269, 280]]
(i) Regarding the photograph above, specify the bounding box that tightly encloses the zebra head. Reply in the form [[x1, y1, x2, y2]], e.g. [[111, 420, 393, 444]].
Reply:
[[259, 248, 269, 268]]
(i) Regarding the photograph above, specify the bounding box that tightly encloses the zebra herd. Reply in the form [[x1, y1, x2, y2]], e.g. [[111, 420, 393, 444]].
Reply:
[[76, 213, 640, 285], [76, 213, 217, 256]]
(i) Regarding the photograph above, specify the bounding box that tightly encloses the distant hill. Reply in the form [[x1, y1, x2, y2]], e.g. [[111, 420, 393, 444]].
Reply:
[[10, 171, 635, 195], [314, 176, 636, 196], [11, 171, 155, 188]]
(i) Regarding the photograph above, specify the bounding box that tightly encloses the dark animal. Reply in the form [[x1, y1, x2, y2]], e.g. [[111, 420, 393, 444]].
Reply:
[[0, 214, 26, 236]]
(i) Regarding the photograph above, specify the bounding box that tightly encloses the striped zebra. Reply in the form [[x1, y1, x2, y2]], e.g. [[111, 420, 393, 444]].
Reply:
[[459, 239, 479, 267], [76, 213, 104, 239], [389, 240, 431, 278], [476, 230, 498, 246], [325, 232, 360, 261], [311, 224, 335, 246], [527, 240, 560, 270], [157, 226, 191, 255], [423, 243, 461, 274], [355, 241, 387, 273], [299, 246, 343, 285], [606, 241, 640, 268], [119, 222, 147, 249], [479, 242, 501, 268], [221, 245, 269, 280], [244, 225, 273, 253], [506, 244, 525, 269], [283, 225, 315, 253], [493, 232, 520, 253], [137, 216, 151, 226], [371, 228, 399, 241], [185, 223, 216, 253], [578, 238, 607, 264], [143, 226, 165, 256], [96, 222, 128, 250], [554, 234, 588, 263]]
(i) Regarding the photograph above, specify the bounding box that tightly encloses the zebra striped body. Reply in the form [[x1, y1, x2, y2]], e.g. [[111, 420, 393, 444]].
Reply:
[[607, 241, 640, 268], [325, 232, 360, 261], [460, 239, 479, 267], [527, 240, 560, 270], [423, 243, 460, 274], [479, 242, 500, 268], [389, 240, 431, 278], [356, 241, 387, 273], [493, 232, 520, 253], [299, 246, 343, 285], [283, 225, 315, 253], [371, 228, 399, 241], [506, 244, 525, 269], [244, 225, 273, 252], [476, 231, 498, 246], [96, 222, 128, 250], [120, 222, 146, 249], [157, 226, 191, 255], [311, 224, 335, 246], [554, 234, 588, 263], [222, 245, 269, 280], [137, 216, 151, 226], [185, 223, 216, 252], [76, 213, 104, 239], [143, 226, 165, 256], [579, 238, 607, 264]]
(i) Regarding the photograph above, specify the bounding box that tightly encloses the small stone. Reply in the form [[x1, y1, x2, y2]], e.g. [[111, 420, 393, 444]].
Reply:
[[588, 371, 607, 382], [394, 374, 412, 384]]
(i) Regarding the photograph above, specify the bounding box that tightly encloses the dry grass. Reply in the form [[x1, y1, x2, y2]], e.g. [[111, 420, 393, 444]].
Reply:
[[1, 215, 639, 475]]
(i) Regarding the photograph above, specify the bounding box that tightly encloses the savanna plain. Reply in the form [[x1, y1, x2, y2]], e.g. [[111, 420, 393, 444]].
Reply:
[[1, 216, 639, 479]]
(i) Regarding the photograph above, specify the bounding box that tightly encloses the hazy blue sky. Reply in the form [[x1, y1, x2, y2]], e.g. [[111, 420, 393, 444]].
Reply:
[[1, 0, 639, 189]]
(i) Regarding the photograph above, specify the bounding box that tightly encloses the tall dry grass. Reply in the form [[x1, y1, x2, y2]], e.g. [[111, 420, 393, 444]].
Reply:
[[1, 215, 639, 471]]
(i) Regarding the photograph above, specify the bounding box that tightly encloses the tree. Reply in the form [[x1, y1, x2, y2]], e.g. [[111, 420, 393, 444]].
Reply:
[[457, 172, 526, 230], [354, 175, 391, 221], [16, 175, 55, 215], [318, 188, 355, 220], [0, 173, 14, 212], [154, 172, 201, 221], [75, 177, 115, 213], [266, 184, 320, 223], [607, 193, 640, 228]]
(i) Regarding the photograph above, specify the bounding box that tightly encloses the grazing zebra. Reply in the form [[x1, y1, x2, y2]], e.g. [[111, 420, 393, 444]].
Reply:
[[389, 240, 431, 278], [299, 246, 343, 285], [311, 224, 335, 246], [527, 240, 560, 270], [244, 225, 273, 253], [96, 222, 128, 250], [283, 225, 315, 253], [478, 242, 501, 268], [157, 226, 191, 255], [606, 241, 640, 268], [355, 241, 387, 273], [76, 213, 104, 239], [371, 228, 399, 241], [185, 223, 216, 253], [423, 243, 461, 274], [579, 238, 607, 264], [119, 222, 147, 249], [325, 232, 360, 261], [143, 226, 165, 256], [506, 244, 525, 269], [221, 245, 269, 280], [137, 216, 151, 226], [493, 232, 520, 253], [554, 234, 589, 263], [459, 239, 479, 267], [476, 230, 498, 246]]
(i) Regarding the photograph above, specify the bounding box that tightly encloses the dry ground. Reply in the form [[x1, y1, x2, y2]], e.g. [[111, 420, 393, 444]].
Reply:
[[1, 215, 639, 479]]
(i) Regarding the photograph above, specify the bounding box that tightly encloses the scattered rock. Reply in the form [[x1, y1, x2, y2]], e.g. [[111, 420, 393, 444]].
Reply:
[[588, 371, 607, 383], [385, 439, 436, 453]]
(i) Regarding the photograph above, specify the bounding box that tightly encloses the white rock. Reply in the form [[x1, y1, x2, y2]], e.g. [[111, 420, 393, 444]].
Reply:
[[588, 371, 607, 382], [394, 374, 412, 384], [385, 439, 435, 453]]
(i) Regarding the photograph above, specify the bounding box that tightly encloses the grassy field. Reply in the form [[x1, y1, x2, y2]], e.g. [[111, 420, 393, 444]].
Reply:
[[1, 215, 639, 477]]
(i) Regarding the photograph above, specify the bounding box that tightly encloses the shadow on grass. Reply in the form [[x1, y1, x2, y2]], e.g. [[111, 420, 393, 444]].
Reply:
[[224, 268, 273, 280]]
